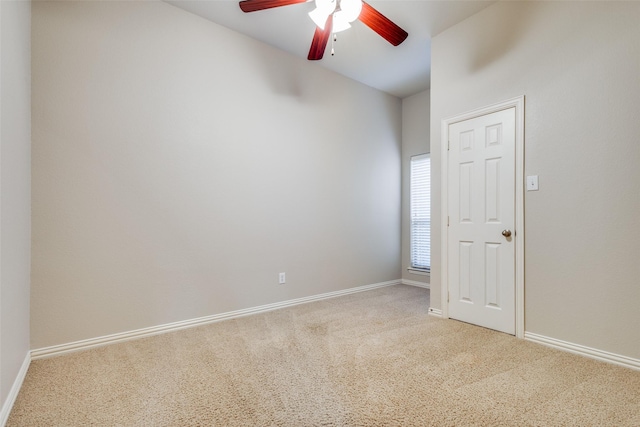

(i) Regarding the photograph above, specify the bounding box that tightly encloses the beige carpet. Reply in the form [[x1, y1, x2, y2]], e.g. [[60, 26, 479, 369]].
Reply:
[[8, 285, 640, 426]]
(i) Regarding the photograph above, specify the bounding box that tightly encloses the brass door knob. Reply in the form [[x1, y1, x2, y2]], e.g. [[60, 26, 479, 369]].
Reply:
[[502, 230, 512, 238]]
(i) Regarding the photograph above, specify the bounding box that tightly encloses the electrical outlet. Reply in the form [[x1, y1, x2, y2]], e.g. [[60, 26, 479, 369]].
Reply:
[[527, 175, 539, 191], [279, 272, 286, 285]]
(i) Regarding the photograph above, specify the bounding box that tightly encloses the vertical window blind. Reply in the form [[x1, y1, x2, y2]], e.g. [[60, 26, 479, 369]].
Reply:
[[410, 154, 430, 271]]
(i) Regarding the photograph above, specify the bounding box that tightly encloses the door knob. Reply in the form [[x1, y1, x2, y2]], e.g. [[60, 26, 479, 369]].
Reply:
[[502, 230, 512, 238]]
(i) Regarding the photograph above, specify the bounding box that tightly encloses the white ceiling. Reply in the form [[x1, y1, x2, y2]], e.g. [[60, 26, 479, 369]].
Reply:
[[166, 0, 494, 98]]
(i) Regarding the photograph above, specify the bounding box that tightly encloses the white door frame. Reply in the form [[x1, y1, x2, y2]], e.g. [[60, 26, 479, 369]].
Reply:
[[440, 96, 525, 338]]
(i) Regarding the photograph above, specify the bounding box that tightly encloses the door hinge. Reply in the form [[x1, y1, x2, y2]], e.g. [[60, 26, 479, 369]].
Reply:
[[447, 216, 450, 227], [447, 139, 450, 151], [448, 291, 450, 303]]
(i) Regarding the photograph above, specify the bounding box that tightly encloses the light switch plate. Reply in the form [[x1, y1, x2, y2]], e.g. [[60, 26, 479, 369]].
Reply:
[[527, 175, 539, 191]]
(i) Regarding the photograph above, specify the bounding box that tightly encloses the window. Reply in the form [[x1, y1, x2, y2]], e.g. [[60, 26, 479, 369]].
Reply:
[[410, 153, 430, 272]]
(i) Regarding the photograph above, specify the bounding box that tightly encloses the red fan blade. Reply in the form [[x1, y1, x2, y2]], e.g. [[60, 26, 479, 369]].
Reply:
[[359, 1, 408, 46], [308, 15, 333, 60], [239, 0, 307, 13]]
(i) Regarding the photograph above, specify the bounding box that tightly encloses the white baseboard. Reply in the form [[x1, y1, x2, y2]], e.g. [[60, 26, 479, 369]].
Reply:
[[0, 352, 31, 427], [32, 279, 401, 360], [401, 279, 430, 289], [525, 332, 640, 371], [428, 307, 443, 318]]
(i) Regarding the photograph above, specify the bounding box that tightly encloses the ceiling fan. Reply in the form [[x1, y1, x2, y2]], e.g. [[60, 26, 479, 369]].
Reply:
[[239, 0, 408, 60]]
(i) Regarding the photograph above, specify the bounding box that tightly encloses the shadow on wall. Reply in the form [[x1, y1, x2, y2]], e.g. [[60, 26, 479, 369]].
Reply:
[[467, 2, 538, 73], [253, 40, 338, 104]]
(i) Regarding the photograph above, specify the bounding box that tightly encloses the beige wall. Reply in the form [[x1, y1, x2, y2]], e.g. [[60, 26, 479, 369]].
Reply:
[[31, 1, 402, 349], [431, 1, 640, 359], [0, 0, 31, 407], [401, 90, 430, 285]]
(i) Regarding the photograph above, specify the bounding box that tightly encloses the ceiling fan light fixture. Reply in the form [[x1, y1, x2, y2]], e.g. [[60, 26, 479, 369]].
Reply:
[[340, 0, 362, 23], [308, 0, 336, 29], [308, 8, 329, 29], [331, 11, 351, 33], [238, 0, 408, 61]]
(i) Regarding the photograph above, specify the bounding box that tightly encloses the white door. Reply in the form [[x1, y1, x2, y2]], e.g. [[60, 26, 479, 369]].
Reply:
[[447, 107, 516, 334]]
